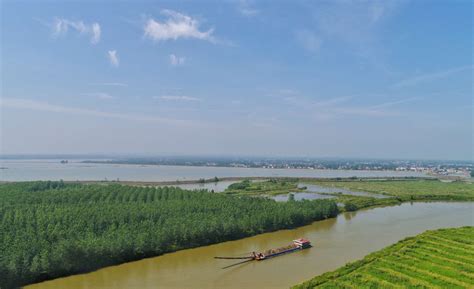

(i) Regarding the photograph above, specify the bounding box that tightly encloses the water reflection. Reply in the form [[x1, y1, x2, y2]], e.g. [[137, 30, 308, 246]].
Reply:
[[300, 183, 388, 198], [343, 210, 358, 221], [270, 192, 335, 202]]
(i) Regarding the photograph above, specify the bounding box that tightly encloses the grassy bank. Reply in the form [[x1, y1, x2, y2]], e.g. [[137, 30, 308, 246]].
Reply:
[[293, 226, 474, 289], [0, 181, 338, 289], [306, 179, 474, 201], [224, 178, 474, 212]]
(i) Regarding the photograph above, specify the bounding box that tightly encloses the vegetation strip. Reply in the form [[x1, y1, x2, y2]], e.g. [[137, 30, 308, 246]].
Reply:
[[293, 227, 474, 289], [398, 253, 474, 281]]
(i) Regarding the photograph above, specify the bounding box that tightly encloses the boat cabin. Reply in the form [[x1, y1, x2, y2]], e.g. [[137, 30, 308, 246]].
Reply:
[[293, 238, 311, 248]]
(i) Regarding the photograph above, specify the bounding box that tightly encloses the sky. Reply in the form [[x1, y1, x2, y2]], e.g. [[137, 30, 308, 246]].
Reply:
[[0, 0, 472, 160]]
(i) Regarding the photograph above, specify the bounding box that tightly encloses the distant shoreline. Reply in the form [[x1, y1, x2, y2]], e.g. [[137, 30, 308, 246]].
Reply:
[[0, 176, 438, 186]]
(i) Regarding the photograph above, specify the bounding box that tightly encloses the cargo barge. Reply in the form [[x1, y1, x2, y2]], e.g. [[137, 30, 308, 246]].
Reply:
[[215, 238, 311, 268], [252, 238, 311, 260]]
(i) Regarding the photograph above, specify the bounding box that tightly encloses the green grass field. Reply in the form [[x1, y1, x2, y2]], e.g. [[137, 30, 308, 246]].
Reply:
[[293, 226, 474, 289], [308, 179, 474, 201]]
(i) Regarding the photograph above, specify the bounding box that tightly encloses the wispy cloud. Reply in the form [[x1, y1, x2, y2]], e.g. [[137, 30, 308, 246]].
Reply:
[[236, 0, 259, 17], [284, 94, 418, 118], [169, 54, 185, 66], [154, 95, 201, 102], [298, 0, 401, 67], [1, 98, 197, 126], [391, 65, 473, 88], [284, 95, 352, 109], [52, 18, 101, 44], [91, 82, 128, 87], [265, 88, 300, 98], [309, 1, 399, 43], [295, 30, 322, 53], [107, 50, 119, 67], [144, 10, 215, 43], [370, 97, 420, 109], [82, 92, 114, 99], [332, 97, 419, 117], [313, 96, 352, 107]]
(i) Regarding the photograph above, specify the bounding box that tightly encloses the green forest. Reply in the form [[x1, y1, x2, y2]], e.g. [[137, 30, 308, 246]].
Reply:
[[0, 181, 338, 289]]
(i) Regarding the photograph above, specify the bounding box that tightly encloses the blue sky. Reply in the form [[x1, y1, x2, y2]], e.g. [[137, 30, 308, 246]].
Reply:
[[1, 0, 472, 160]]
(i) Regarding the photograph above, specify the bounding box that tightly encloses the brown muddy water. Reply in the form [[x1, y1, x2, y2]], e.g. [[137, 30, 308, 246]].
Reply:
[[25, 202, 474, 289]]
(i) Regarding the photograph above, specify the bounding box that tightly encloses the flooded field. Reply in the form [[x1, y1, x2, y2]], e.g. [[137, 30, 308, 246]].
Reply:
[[301, 183, 389, 198], [26, 202, 473, 289]]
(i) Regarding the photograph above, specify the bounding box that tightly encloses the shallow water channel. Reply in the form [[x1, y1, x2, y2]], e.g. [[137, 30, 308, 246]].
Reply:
[[26, 202, 474, 289], [270, 183, 387, 202]]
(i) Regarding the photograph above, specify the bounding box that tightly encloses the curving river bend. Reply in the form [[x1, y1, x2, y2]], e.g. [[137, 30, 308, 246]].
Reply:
[[25, 202, 473, 289]]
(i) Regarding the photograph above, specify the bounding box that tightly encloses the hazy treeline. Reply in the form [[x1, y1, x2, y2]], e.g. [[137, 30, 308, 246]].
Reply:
[[0, 181, 338, 288]]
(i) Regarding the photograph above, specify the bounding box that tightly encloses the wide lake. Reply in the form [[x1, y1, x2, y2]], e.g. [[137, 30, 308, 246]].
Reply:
[[26, 202, 473, 289], [0, 159, 426, 182]]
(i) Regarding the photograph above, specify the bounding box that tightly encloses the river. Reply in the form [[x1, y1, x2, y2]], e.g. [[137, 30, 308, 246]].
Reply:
[[25, 202, 473, 289], [0, 159, 426, 182]]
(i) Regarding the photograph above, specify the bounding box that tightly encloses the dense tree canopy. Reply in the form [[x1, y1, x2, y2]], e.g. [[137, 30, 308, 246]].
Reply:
[[0, 181, 338, 289]]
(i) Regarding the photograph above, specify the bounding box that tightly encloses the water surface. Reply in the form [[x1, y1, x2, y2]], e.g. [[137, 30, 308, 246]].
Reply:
[[301, 183, 389, 198], [271, 192, 335, 202], [1, 159, 427, 181], [26, 202, 473, 289]]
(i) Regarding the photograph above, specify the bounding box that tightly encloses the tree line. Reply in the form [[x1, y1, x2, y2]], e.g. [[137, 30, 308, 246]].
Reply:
[[0, 181, 338, 288]]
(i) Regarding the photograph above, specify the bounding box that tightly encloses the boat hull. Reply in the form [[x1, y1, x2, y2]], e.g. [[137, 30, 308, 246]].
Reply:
[[255, 245, 311, 260]]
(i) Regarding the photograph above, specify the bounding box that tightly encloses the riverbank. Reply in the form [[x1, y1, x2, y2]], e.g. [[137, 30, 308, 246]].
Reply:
[[293, 226, 474, 288], [0, 175, 435, 186]]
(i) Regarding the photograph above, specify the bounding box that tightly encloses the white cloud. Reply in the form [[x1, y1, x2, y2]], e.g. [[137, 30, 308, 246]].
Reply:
[[83, 92, 114, 99], [1, 98, 197, 126], [392, 66, 473, 88], [52, 18, 101, 44], [295, 30, 322, 53], [169, 54, 185, 66], [107, 50, 119, 67], [155, 95, 200, 102], [144, 10, 215, 42], [91, 23, 101, 44]]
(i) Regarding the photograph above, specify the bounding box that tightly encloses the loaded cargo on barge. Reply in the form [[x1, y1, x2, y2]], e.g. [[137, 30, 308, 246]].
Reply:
[[215, 238, 311, 267]]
